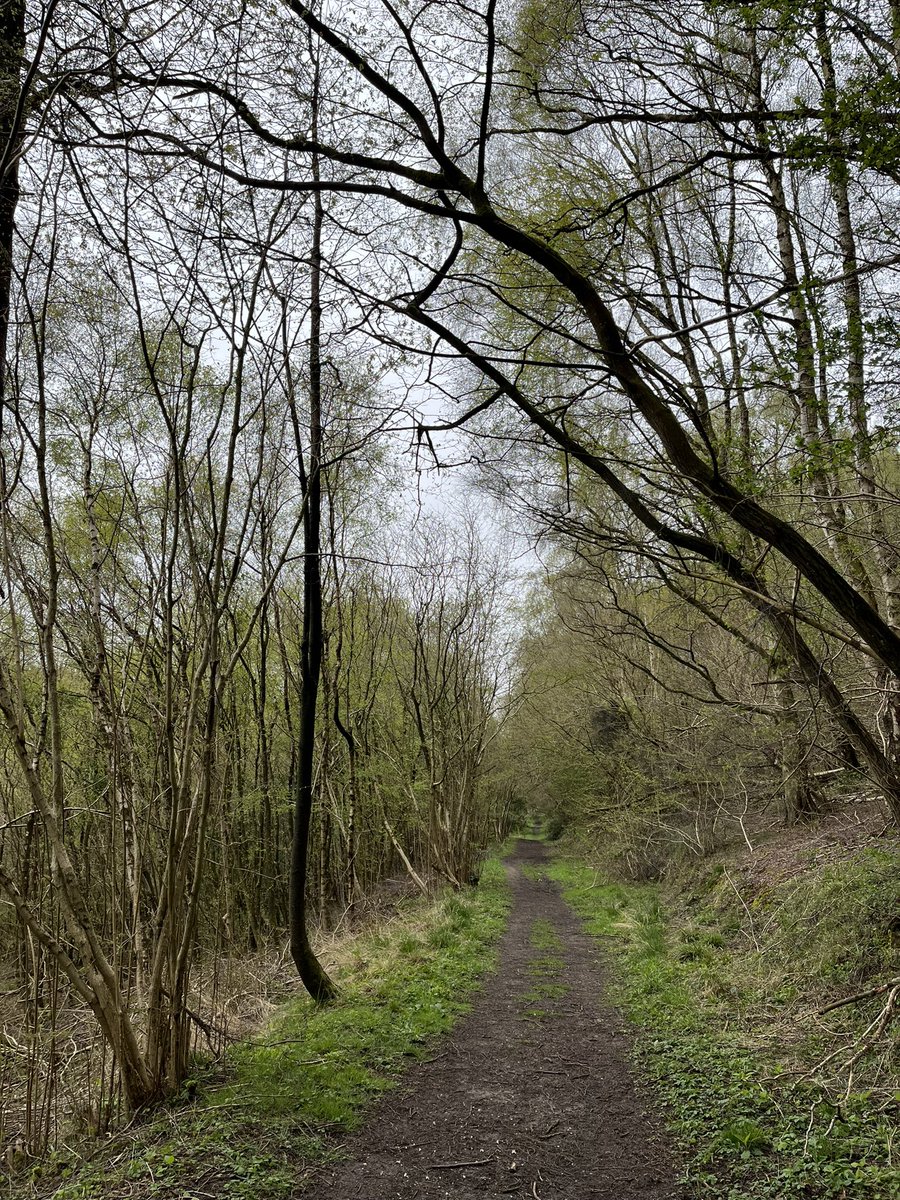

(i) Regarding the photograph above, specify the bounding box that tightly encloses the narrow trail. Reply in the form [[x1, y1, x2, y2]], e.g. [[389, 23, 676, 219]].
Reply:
[[302, 840, 681, 1200]]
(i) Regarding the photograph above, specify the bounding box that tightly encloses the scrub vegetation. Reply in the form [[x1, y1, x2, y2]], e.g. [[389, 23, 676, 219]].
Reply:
[[12, 861, 509, 1200], [542, 844, 899, 1199]]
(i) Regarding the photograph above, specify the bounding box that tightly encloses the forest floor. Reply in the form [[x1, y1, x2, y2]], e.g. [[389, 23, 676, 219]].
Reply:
[[300, 837, 680, 1200]]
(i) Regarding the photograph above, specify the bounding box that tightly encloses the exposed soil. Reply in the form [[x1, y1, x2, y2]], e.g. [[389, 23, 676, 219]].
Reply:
[[301, 839, 682, 1200]]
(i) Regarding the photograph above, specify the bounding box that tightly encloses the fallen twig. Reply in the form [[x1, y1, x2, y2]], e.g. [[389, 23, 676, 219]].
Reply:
[[804, 983, 900, 1087], [843, 985, 900, 1072], [818, 978, 900, 1016], [426, 1156, 495, 1169], [722, 868, 760, 951]]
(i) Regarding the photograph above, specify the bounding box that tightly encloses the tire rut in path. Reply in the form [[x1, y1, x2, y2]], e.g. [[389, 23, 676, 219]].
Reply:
[[301, 839, 681, 1199]]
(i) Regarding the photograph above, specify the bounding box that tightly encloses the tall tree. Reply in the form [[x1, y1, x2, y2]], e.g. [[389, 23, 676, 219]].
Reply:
[[66, 0, 900, 826], [288, 104, 338, 999]]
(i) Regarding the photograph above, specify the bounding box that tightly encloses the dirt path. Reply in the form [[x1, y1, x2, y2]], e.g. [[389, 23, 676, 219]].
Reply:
[[301, 840, 681, 1200]]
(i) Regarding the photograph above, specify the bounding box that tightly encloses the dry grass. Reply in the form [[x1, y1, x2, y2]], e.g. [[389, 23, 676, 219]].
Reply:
[[0, 878, 440, 1169]]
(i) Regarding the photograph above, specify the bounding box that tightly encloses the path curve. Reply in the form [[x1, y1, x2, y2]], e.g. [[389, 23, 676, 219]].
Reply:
[[302, 839, 681, 1199]]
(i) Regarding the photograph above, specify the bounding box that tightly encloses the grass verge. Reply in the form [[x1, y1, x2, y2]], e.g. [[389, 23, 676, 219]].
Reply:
[[15, 859, 510, 1200], [543, 857, 899, 1200]]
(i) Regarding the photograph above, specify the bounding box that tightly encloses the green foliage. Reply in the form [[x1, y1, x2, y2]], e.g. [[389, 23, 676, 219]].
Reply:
[[545, 857, 900, 1200], [528, 918, 562, 951], [495, 563, 779, 877], [511, 0, 581, 96], [19, 864, 510, 1200]]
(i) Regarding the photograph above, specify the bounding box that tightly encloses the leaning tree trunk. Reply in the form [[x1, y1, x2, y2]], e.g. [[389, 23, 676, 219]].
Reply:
[[288, 96, 337, 1001]]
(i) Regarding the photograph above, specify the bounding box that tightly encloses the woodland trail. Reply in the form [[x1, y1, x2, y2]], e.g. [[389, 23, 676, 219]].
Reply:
[[301, 840, 681, 1200]]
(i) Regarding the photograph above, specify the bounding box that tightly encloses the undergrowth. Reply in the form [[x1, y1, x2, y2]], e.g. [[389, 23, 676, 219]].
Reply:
[[545, 855, 899, 1200], [12, 861, 510, 1200]]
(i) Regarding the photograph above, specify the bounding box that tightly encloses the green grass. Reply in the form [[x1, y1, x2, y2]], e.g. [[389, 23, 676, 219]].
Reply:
[[755, 849, 898, 989], [519, 918, 569, 1020], [529, 918, 562, 951], [543, 857, 900, 1200], [18, 861, 510, 1200]]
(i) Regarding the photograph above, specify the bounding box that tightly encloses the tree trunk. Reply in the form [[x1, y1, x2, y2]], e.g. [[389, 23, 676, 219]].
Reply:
[[289, 101, 337, 1001], [776, 678, 819, 825], [0, 0, 23, 403]]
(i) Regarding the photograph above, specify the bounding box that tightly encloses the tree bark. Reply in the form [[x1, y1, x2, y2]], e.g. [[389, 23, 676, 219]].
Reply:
[[289, 92, 338, 1000], [0, 0, 23, 403]]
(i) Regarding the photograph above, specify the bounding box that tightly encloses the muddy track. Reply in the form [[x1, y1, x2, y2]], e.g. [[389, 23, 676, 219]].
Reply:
[[301, 839, 681, 1200]]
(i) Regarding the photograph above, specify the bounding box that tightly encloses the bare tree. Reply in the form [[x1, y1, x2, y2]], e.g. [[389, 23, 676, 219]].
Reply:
[[56, 0, 900, 821]]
